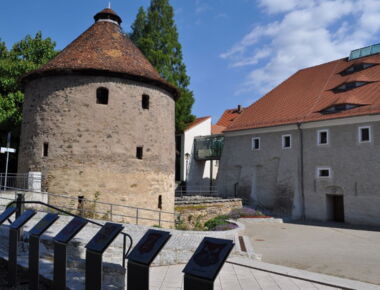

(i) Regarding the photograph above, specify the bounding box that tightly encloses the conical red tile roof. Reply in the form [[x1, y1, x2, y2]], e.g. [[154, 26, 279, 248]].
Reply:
[[22, 9, 179, 99]]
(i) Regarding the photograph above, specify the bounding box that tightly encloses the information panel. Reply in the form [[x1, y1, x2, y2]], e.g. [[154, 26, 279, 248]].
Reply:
[[183, 237, 234, 281], [0, 207, 16, 225], [127, 229, 171, 265], [10, 210, 36, 230], [54, 217, 88, 244], [29, 213, 59, 237], [85, 222, 124, 254]]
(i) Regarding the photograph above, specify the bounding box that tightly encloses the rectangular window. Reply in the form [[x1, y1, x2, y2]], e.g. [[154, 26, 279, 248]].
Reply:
[[142, 94, 150, 110], [359, 126, 371, 143], [317, 167, 331, 178], [282, 134, 291, 149], [43, 142, 49, 157], [252, 137, 260, 150], [317, 129, 329, 145], [136, 146, 143, 159]]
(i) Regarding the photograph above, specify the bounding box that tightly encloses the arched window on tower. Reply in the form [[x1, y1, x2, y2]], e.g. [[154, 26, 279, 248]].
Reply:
[[96, 87, 109, 105]]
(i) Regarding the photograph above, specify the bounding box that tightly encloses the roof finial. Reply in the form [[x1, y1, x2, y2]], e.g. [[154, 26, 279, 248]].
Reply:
[[108, 1, 111, 9]]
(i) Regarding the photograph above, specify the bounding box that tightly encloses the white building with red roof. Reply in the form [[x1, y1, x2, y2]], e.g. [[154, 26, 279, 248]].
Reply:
[[217, 44, 380, 226]]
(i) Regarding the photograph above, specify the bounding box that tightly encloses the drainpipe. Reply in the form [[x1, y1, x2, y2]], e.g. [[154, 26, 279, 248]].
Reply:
[[297, 123, 306, 220]]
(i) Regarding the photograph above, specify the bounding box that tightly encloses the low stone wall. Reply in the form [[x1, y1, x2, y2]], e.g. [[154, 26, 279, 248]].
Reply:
[[175, 196, 243, 229]]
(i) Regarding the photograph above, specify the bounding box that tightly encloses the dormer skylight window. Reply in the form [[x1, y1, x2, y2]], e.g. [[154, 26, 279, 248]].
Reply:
[[320, 103, 362, 114], [340, 63, 376, 76], [332, 81, 368, 93], [349, 43, 380, 60]]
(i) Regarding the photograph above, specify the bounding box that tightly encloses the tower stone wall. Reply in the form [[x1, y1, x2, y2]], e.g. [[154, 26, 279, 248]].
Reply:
[[18, 75, 175, 223]]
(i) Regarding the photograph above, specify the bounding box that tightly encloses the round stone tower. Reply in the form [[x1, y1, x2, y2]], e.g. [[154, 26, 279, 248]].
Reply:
[[18, 8, 178, 224]]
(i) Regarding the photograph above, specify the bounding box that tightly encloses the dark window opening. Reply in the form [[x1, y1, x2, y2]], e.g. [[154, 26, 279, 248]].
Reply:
[[319, 131, 328, 145], [321, 103, 362, 114], [96, 87, 109, 105], [43, 142, 49, 157], [142, 94, 150, 109], [332, 81, 368, 93], [136, 147, 143, 159], [252, 138, 260, 150], [319, 169, 330, 177], [360, 127, 370, 142], [340, 63, 376, 76], [327, 195, 344, 222], [158, 195, 162, 209], [283, 135, 291, 148]]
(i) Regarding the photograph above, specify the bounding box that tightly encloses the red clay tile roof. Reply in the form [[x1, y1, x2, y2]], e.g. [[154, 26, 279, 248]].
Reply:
[[21, 9, 179, 99], [226, 54, 380, 132], [185, 116, 211, 131], [216, 107, 245, 128], [211, 124, 226, 134]]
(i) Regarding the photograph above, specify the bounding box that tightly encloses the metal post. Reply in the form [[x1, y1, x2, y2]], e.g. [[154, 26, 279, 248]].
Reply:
[[4, 132, 11, 191], [16, 193, 25, 240], [136, 209, 139, 225], [85, 250, 102, 290], [158, 211, 161, 227], [127, 261, 149, 290], [8, 228, 19, 287], [110, 204, 113, 221], [122, 235, 126, 268], [184, 274, 214, 290], [53, 242, 67, 290], [29, 235, 40, 290]]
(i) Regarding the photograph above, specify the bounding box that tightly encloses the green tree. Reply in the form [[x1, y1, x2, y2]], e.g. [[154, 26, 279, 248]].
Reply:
[[0, 32, 58, 128], [130, 0, 195, 132]]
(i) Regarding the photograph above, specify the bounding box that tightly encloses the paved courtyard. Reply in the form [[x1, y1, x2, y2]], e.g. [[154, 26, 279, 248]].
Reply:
[[240, 219, 380, 285]]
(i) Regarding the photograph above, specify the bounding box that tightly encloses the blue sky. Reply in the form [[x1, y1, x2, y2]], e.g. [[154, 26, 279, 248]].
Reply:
[[1, 0, 380, 123]]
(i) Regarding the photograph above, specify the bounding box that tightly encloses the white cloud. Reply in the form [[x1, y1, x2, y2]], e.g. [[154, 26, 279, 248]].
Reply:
[[222, 0, 380, 96]]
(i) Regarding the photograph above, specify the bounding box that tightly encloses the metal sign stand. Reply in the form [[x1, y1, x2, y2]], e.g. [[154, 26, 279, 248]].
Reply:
[[8, 210, 36, 287], [85, 222, 124, 290], [28, 213, 59, 290], [1, 132, 16, 191], [182, 237, 235, 290], [53, 217, 88, 290], [126, 229, 171, 290]]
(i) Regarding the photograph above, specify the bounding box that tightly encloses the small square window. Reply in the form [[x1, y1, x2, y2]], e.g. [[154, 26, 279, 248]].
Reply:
[[317, 129, 329, 145], [142, 94, 150, 110], [96, 87, 109, 105], [359, 126, 371, 143], [136, 146, 143, 159], [317, 167, 331, 178], [252, 137, 260, 150], [282, 135, 291, 149]]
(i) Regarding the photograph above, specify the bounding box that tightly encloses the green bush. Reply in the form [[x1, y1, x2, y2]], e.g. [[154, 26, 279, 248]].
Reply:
[[204, 215, 229, 230]]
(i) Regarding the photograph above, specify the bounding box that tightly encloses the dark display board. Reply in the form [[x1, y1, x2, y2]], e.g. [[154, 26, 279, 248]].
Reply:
[[29, 213, 59, 237], [85, 222, 124, 254], [0, 207, 16, 225], [183, 237, 234, 281], [127, 229, 171, 265], [10, 210, 36, 230], [54, 217, 88, 244]]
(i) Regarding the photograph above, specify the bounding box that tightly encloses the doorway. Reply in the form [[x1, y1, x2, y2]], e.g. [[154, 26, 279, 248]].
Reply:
[[326, 195, 344, 222]]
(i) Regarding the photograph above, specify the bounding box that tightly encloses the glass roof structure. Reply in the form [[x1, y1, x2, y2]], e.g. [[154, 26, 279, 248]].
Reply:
[[349, 43, 380, 60]]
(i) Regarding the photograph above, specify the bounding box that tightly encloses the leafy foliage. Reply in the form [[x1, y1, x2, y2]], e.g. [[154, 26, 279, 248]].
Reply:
[[0, 32, 58, 129], [204, 215, 230, 230], [130, 0, 195, 132]]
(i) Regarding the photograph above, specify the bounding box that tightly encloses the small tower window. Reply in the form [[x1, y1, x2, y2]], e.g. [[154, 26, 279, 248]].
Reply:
[[96, 87, 109, 105], [142, 94, 150, 109], [282, 135, 291, 149], [252, 137, 260, 150], [136, 147, 143, 159], [158, 195, 162, 209], [359, 126, 371, 143], [43, 142, 49, 157]]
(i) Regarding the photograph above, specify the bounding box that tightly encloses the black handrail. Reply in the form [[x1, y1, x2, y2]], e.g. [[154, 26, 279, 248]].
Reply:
[[7, 199, 133, 268]]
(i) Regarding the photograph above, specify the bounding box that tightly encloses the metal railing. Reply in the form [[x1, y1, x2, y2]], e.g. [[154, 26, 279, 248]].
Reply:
[[5, 194, 133, 268], [175, 185, 218, 197], [0, 173, 29, 190], [1, 186, 176, 227]]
